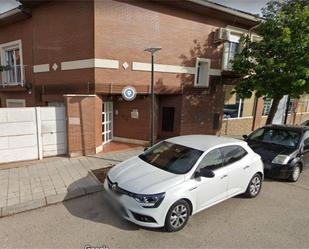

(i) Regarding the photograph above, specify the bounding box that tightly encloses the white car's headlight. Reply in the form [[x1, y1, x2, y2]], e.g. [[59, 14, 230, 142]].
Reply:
[[272, 155, 291, 165], [133, 192, 165, 208]]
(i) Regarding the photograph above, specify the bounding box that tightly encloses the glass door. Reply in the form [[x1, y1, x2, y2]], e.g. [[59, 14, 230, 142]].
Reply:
[[102, 101, 113, 144]]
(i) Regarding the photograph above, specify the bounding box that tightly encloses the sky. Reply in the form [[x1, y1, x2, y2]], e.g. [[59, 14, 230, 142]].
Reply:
[[0, 0, 269, 15], [211, 0, 269, 15]]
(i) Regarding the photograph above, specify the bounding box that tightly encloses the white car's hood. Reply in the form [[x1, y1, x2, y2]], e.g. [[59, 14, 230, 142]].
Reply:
[[108, 156, 184, 194]]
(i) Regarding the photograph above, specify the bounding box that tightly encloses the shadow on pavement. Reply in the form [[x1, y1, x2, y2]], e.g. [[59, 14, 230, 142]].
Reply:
[[63, 174, 139, 231]]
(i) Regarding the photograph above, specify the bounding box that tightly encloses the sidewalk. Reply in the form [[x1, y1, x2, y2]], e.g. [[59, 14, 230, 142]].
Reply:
[[0, 147, 143, 218]]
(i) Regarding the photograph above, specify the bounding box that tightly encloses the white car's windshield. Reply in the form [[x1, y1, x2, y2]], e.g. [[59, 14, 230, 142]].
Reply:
[[139, 141, 203, 174], [248, 127, 301, 148]]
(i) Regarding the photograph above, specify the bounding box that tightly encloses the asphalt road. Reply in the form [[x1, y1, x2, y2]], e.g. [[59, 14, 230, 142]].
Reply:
[[1, 170, 309, 249]]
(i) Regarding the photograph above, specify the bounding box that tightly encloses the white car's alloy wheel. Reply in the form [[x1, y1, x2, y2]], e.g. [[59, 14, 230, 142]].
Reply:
[[244, 174, 262, 198], [249, 175, 261, 196], [165, 200, 190, 232], [170, 204, 188, 229]]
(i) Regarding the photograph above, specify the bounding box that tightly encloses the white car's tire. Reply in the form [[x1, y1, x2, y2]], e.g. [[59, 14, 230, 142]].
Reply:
[[244, 173, 262, 198], [164, 200, 190, 232]]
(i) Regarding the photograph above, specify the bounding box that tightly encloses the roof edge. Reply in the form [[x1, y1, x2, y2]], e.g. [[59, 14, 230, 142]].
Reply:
[[186, 0, 262, 23], [0, 7, 21, 20], [0, 5, 31, 21]]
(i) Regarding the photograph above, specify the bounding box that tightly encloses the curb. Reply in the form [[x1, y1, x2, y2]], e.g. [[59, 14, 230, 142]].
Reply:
[[0, 184, 104, 218]]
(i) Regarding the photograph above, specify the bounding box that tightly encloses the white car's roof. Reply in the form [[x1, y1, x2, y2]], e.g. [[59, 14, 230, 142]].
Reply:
[[166, 135, 246, 152]]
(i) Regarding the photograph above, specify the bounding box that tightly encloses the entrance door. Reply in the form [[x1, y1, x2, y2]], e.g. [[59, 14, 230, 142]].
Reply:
[[102, 101, 113, 144]]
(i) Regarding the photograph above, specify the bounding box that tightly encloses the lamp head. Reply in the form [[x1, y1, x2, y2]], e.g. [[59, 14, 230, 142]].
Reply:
[[144, 47, 162, 54]]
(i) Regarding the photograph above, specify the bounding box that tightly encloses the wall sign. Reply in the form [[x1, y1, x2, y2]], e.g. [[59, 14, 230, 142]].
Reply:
[[131, 109, 139, 119], [122, 86, 137, 101]]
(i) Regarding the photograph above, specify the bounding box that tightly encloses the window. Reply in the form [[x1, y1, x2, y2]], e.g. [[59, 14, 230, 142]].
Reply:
[[0, 40, 23, 86], [223, 85, 255, 119], [6, 99, 25, 108], [262, 98, 272, 116], [162, 107, 175, 132], [222, 41, 240, 71], [139, 141, 203, 174], [198, 149, 223, 171], [248, 128, 264, 140], [194, 58, 210, 87], [221, 146, 248, 165], [224, 93, 243, 118]]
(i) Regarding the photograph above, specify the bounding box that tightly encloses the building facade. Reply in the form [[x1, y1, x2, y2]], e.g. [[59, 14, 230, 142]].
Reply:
[[1, 0, 308, 156]]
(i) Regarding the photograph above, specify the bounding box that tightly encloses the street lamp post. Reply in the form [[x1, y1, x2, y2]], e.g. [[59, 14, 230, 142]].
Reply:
[[145, 47, 161, 146]]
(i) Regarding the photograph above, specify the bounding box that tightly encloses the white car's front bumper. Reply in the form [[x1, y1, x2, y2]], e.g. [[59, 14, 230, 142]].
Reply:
[[103, 180, 168, 228]]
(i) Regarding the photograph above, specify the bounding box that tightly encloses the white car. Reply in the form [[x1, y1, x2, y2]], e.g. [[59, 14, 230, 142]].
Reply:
[[104, 135, 263, 232]]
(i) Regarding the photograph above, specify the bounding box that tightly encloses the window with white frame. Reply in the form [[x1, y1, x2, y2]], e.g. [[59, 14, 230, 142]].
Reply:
[[194, 58, 210, 87], [222, 41, 240, 71], [0, 40, 24, 86], [6, 99, 26, 108]]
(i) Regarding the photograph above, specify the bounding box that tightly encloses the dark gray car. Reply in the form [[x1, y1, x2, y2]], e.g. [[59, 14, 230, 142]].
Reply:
[[243, 125, 309, 182]]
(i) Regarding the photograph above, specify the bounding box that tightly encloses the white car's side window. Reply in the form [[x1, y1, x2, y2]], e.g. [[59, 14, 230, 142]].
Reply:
[[221, 146, 248, 166], [197, 149, 223, 171]]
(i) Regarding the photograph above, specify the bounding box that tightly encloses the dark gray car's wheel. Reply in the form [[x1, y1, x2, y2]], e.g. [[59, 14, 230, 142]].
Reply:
[[288, 164, 301, 182], [164, 200, 190, 232], [244, 173, 262, 198]]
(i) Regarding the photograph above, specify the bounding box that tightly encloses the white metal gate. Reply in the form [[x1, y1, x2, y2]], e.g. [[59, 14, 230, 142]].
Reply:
[[102, 102, 113, 144], [0, 106, 67, 164], [40, 107, 67, 157]]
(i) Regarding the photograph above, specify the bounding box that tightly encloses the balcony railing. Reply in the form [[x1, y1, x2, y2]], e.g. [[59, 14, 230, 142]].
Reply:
[[0, 65, 24, 87]]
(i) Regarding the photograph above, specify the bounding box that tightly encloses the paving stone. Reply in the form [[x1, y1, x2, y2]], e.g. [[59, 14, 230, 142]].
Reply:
[[20, 196, 32, 203], [2, 198, 46, 217], [46, 193, 66, 205], [43, 189, 56, 196], [0, 148, 142, 218], [55, 187, 68, 194], [65, 187, 86, 200], [0, 200, 6, 208], [7, 198, 20, 206]]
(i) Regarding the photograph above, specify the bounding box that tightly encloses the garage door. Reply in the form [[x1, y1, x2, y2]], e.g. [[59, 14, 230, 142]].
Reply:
[[0, 106, 67, 164]]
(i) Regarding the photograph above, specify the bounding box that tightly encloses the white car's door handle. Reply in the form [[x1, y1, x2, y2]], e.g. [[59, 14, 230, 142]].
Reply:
[[243, 165, 250, 170], [221, 175, 228, 179]]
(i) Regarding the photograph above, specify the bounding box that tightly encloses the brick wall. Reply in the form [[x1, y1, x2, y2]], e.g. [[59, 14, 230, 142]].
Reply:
[[0, 0, 94, 106], [293, 113, 309, 124], [180, 77, 225, 135], [93, 0, 253, 91], [113, 95, 152, 142], [220, 117, 253, 137], [0, 92, 35, 107], [220, 112, 309, 137], [65, 95, 102, 157]]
